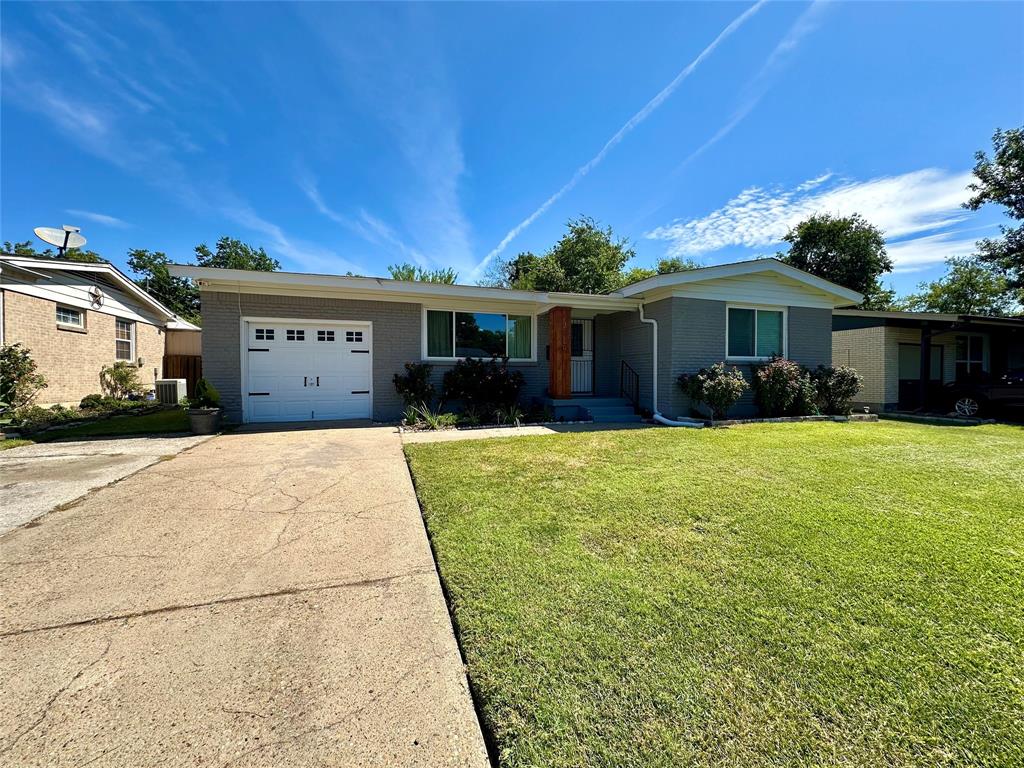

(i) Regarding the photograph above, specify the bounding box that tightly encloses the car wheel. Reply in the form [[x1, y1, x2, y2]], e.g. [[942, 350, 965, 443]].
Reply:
[[954, 396, 982, 417]]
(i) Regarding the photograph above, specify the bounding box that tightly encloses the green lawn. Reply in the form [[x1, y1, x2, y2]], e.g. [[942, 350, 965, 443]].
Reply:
[[405, 422, 1024, 767], [34, 408, 190, 441]]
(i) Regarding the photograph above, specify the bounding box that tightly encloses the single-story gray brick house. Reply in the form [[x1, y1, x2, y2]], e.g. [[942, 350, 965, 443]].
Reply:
[[169, 258, 862, 424]]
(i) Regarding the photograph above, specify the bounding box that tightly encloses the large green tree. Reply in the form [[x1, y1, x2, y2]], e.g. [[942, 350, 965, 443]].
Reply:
[[777, 213, 895, 309], [126, 249, 201, 325], [489, 217, 637, 294], [194, 236, 280, 271], [964, 126, 1024, 304], [3, 240, 106, 263], [899, 256, 1015, 316], [620, 256, 701, 286], [387, 262, 458, 284]]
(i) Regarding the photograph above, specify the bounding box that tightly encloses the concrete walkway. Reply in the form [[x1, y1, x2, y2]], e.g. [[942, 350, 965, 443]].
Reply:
[[0, 424, 488, 767], [0, 434, 211, 534]]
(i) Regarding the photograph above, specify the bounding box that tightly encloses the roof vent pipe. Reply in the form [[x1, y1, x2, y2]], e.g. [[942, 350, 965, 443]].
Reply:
[[638, 303, 702, 428]]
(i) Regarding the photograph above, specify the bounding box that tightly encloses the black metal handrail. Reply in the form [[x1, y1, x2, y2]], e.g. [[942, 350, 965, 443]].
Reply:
[[620, 360, 640, 411]]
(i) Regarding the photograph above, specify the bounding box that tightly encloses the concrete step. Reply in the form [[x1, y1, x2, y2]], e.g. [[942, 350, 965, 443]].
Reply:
[[548, 397, 632, 408], [586, 406, 637, 418], [593, 415, 638, 428]]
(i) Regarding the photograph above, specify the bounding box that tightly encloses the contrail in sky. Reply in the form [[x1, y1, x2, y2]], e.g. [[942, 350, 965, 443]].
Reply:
[[471, 0, 768, 277]]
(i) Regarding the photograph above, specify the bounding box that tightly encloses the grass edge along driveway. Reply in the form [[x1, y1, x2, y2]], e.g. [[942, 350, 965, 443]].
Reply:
[[405, 421, 1024, 768]]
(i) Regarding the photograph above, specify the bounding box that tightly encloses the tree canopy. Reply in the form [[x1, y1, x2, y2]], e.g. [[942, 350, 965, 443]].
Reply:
[[387, 262, 458, 284], [898, 256, 1014, 316], [126, 249, 202, 325], [194, 236, 280, 271], [964, 126, 1024, 304], [2, 240, 106, 263], [777, 213, 895, 309]]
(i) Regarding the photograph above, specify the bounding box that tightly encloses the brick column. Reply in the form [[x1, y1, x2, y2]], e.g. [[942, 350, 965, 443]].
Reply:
[[548, 306, 571, 398]]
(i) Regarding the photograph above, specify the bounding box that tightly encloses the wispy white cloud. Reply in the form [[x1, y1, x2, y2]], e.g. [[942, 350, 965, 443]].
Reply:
[[1, 9, 339, 270], [298, 6, 472, 272], [675, 1, 829, 171], [65, 209, 131, 229], [645, 168, 976, 268], [471, 0, 769, 277], [887, 232, 983, 272]]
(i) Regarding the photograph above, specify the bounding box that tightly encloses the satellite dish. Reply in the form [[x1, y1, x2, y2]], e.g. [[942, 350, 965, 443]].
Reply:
[[88, 285, 104, 308], [34, 225, 87, 255]]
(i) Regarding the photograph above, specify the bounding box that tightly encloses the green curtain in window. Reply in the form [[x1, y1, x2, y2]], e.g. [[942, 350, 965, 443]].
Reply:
[[507, 315, 532, 358], [427, 310, 454, 357], [727, 308, 755, 357], [755, 310, 783, 357]]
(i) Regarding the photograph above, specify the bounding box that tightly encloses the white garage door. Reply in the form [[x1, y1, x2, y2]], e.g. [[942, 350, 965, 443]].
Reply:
[[244, 320, 371, 423]]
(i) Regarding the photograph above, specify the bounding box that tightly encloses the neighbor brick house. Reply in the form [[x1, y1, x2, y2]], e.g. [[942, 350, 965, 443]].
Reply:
[[169, 258, 861, 424], [833, 309, 1024, 412], [0, 255, 199, 405]]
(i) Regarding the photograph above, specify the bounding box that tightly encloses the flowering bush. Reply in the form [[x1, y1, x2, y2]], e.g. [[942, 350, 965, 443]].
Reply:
[[752, 357, 816, 417], [811, 365, 863, 414], [441, 356, 525, 419], [677, 363, 749, 420]]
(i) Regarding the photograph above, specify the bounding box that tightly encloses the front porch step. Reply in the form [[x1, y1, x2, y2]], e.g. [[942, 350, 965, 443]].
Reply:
[[544, 395, 639, 422], [547, 397, 633, 408], [590, 413, 643, 423], [585, 406, 638, 419]]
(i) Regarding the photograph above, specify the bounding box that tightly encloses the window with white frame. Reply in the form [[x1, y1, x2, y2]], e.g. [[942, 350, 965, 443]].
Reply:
[[56, 305, 84, 328], [726, 306, 785, 359], [255, 328, 274, 341], [955, 335, 986, 379], [115, 319, 135, 361], [317, 329, 335, 342], [425, 309, 533, 360]]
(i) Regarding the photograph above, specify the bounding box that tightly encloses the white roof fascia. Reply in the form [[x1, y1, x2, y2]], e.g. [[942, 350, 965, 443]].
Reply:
[[1, 255, 178, 321], [617, 258, 864, 306], [168, 265, 641, 312]]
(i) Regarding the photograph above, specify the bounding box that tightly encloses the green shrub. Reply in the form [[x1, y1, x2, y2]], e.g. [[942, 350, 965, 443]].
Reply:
[[80, 393, 105, 410], [403, 403, 457, 430], [393, 362, 435, 408], [495, 405, 524, 427], [752, 357, 814, 417], [812, 365, 864, 414], [0, 343, 48, 413], [441, 356, 525, 420], [100, 361, 142, 400], [678, 363, 749, 420], [11, 404, 80, 433], [187, 378, 221, 409]]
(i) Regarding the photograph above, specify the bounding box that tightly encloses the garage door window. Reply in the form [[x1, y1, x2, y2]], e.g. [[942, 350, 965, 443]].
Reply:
[[345, 330, 363, 343], [255, 328, 274, 341], [286, 329, 305, 341], [317, 330, 335, 342]]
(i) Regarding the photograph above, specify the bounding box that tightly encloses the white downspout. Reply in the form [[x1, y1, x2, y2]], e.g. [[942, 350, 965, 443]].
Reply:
[[638, 303, 702, 428]]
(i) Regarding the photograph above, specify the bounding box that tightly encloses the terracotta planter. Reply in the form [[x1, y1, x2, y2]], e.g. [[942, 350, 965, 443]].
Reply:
[[187, 408, 221, 435]]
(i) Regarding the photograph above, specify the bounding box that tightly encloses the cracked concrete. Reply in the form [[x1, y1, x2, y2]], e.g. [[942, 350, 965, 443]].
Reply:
[[0, 435, 211, 533], [0, 424, 488, 767]]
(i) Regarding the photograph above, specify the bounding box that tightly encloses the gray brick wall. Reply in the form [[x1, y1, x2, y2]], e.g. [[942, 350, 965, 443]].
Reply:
[[202, 291, 421, 422], [201, 291, 551, 422]]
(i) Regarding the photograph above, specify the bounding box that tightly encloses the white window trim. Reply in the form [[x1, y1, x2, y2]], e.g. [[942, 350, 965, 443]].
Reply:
[[56, 304, 85, 329], [725, 303, 788, 362], [115, 318, 136, 361], [421, 307, 537, 363]]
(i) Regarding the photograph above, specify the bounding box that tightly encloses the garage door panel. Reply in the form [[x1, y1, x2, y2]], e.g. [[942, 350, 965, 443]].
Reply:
[[244, 321, 372, 423]]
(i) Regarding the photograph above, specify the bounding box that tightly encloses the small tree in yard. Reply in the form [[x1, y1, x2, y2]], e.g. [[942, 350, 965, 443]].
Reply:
[[0, 344, 48, 412], [677, 363, 749, 420], [100, 361, 142, 400]]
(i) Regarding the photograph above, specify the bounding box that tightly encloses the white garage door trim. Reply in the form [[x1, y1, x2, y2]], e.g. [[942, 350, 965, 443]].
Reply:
[[239, 316, 373, 423]]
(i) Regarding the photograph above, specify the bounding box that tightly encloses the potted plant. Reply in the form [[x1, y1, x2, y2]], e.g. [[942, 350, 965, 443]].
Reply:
[[182, 378, 222, 434]]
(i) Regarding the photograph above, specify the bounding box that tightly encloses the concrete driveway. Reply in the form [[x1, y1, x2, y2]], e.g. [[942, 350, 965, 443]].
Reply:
[[0, 435, 211, 534], [0, 424, 488, 767]]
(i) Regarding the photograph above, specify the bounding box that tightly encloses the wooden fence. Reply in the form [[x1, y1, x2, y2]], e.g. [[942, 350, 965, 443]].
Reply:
[[163, 355, 202, 396]]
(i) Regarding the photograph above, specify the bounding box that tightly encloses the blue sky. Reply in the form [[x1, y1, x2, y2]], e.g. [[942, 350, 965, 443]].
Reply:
[[2, 1, 1022, 294]]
